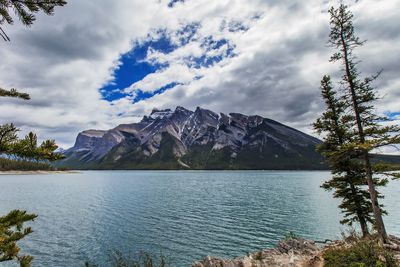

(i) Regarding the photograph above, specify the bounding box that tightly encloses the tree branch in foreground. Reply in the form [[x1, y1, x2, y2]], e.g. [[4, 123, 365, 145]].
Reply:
[[0, 88, 30, 100]]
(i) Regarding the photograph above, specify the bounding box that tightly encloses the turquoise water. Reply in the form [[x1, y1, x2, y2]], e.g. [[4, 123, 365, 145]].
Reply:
[[0, 171, 399, 266]]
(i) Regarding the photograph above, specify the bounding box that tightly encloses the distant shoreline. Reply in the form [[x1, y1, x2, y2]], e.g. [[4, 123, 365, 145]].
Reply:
[[66, 168, 330, 171], [0, 169, 331, 175], [0, 170, 80, 175]]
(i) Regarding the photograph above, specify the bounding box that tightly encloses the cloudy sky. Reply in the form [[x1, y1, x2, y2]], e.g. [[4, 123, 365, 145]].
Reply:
[[0, 0, 399, 151]]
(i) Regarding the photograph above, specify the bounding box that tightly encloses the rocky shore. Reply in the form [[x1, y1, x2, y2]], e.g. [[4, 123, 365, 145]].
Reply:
[[192, 238, 323, 267], [192, 236, 400, 267]]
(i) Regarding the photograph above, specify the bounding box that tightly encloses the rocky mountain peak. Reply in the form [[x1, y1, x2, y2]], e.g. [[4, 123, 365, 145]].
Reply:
[[80, 130, 106, 138], [175, 106, 191, 113], [149, 108, 173, 120], [61, 106, 325, 170]]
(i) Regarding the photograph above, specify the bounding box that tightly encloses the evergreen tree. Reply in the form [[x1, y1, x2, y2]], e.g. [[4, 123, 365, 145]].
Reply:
[[38, 139, 65, 161], [0, 123, 19, 153], [20, 132, 38, 160], [314, 75, 382, 237], [326, 4, 400, 243], [0, 210, 37, 267], [8, 131, 65, 162], [1, 123, 65, 163]]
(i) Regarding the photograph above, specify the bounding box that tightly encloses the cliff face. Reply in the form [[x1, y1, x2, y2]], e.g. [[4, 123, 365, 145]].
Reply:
[[59, 106, 326, 170]]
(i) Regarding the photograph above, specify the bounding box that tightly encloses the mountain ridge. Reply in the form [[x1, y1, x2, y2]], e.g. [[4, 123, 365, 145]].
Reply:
[[59, 106, 327, 170]]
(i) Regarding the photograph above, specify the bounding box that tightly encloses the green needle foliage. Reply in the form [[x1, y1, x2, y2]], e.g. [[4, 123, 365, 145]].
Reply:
[[323, 238, 397, 267], [22, 132, 65, 161], [0, 123, 19, 153], [314, 75, 381, 237], [0, 0, 67, 31], [0, 88, 30, 100], [0, 210, 38, 267], [284, 231, 299, 241], [38, 139, 65, 161], [318, 4, 400, 243], [0, 0, 67, 97], [0, 125, 65, 163]]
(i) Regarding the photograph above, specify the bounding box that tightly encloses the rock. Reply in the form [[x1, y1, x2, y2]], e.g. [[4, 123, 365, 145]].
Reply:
[[193, 236, 400, 267], [277, 238, 319, 255], [192, 238, 321, 267]]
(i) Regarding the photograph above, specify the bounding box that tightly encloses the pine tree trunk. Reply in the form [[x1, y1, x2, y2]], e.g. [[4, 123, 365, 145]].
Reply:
[[363, 151, 388, 243], [358, 212, 369, 238], [340, 33, 388, 244], [349, 181, 369, 237]]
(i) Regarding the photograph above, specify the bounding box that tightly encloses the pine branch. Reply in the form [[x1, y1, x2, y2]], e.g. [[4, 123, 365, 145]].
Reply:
[[0, 210, 37, 267], [0, 0, 67, 41], [0, 27, 10, 41], [0, 87, 30, 100]]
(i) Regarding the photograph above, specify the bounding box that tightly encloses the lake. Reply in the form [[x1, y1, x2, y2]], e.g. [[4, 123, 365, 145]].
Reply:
[[0, 171, 399, 266]]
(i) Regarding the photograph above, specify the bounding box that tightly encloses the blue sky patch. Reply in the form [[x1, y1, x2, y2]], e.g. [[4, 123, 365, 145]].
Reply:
[[187, 37, 236, 68], [385, 112, 400, 121], [100, 31, 176, 102], [100, 26, 236, 103], [201, 36, 230, 51], [175, 22, 200, 45]]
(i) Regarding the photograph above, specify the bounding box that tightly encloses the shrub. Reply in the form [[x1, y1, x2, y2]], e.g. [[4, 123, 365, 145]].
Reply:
[[85, 251, 168, 267], [0, 157, 53, 171], [253, 251, 263, 261], [113, 251, 167, 267], [323, 239, 398, 267], [284, 231, 299, 240]]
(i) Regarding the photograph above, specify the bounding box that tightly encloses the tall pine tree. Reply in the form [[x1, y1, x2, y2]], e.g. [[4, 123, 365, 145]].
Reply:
[[314, 75, 385, 237], [325, 4, 400, 243]]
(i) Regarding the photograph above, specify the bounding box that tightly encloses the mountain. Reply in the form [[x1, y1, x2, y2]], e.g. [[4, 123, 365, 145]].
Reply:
[[59, 106, 327, 170]]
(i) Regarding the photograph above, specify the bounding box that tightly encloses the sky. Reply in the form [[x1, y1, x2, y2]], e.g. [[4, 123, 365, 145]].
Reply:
[[0, 0, 399, 153]]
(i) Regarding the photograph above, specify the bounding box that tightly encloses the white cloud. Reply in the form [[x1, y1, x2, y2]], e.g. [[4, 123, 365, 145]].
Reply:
[[0, 0, 399, 153], [125, 64, 198, 93]]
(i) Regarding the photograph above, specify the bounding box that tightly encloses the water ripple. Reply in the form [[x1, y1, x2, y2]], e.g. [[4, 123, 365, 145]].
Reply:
[[0, 171, 399, 266]]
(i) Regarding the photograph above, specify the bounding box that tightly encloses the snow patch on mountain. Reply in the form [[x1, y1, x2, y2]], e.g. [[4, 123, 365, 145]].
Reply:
[[63, 106, 322, 167]]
